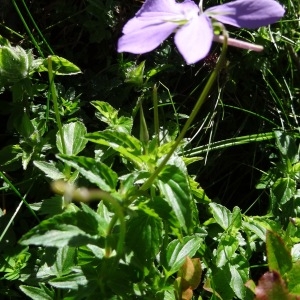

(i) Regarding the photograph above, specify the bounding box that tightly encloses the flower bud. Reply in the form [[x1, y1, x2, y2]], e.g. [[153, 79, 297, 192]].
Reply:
[[0, 45, 33, 84]]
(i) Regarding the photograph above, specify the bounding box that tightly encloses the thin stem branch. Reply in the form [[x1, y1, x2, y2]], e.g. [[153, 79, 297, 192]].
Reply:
[[140, 32, 229, 191]]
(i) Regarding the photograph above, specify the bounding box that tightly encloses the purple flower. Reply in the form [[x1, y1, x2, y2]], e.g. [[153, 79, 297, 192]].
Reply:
[[117, 0, 285, 64]]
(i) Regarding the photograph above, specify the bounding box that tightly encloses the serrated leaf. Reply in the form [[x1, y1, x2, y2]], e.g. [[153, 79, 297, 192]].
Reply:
[[274, 130, 299, 163], [39, 55, 81, 75], [158, 165, 194, 232], [20, 206, 104, 248], [56, 121, 87, 155], [91, 101, 118, 124], [49, 271, 88, 289], [161, 236, 202, 276], [266, 230, 292, 275], [20, 284, 54, 300], [91, 101, 133, 134], [287, 261, 300, 293], [53, 246, 76, 277], [216, 235, 239, 267], [33, 161, 65, 180], [86, 130, 143, 167], [58, 155, 118, 192], [271, 177, 296, 205], [209, 202, 232, 230], [20, 224, 97, 248], [230, 265, 246, 299], [126, 211, 163, 267]]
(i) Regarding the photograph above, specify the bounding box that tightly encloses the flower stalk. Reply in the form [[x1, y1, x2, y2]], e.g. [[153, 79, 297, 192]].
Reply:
[[140, 30, 228, 191]]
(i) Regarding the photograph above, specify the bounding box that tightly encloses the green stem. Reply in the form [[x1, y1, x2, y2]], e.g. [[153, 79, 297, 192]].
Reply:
[[0, 171, 39, 223], [48, 56, 66, 154], [11, 0, 44, 58], [52, 181, 125, 256], [153, 84, 160, 146], [80, 189, 126, 256], [20, 0, 54, 55], [48, 57, 70, 177], [140, 33, 228, 191]]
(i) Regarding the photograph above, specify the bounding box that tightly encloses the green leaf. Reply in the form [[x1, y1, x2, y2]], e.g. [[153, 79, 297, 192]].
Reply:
[[49, 270, 88, 289], [161, 236, 202, 276], [20, 284, 54, 300], [271, 177, 296, 205], [287, 261, 300, 293], [33, 161, 65, 180], [86, 130, 143, 167], [242, 217, 282, 241], [188, 177, 211, 204], [20, 205, 105, 248], [58, 155, 118, 191], [266, 230, 292, 275], [229, 264, 247, 299], [126, 211, 163, 267], [274, 130, 299, 163], [91, 100, 118, 124], [38, 55, 81, 75], [32, 196, 64, 216], [53, 246, 76, 277], [56, 121, 87, 155], [125, 60, 145, 86], [0, 144, 22, 171], [209, 202, 232, 230], [216, 235, 239, 267], [158, 165, 194, 232], [91, 101, 133, 134]]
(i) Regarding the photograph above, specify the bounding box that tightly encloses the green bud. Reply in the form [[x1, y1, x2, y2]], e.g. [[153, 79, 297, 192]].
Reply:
[[0, 45, 33, 84]]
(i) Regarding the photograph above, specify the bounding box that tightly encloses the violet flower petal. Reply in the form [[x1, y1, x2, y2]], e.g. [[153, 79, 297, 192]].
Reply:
[[118, 20, 177, 54], [206, 0, 285, 29], [118, 0, 200, 54], [175, 14, 213, 64]]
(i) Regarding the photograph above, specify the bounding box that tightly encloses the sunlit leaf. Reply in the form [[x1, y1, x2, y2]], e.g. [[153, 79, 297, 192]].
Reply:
[[33, 161, 65, 180], [56, 121, 87, 155], [209, 202, 232, 230], [86, 130, 143, 167], [158, 165, 194, 231], [49, 269, 87, 289], [20, 284, 54, 300], [58, 155, 118, 192], [126, 211, 163, 267], [161, 236, 202, 276], [38, 55, 81, 75], [271, 177, 296, 205], [287, 261, 300, 294], [266, 230, 292, 275]]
